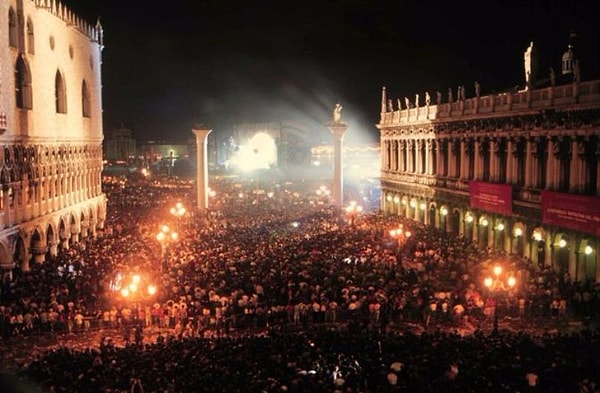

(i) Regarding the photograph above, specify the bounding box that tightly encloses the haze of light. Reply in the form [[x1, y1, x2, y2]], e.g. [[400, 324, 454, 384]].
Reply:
[[225, 132, 277, 172]]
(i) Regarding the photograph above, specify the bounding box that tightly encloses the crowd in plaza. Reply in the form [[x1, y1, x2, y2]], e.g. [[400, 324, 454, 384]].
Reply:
[[1, 173, 600, 392]]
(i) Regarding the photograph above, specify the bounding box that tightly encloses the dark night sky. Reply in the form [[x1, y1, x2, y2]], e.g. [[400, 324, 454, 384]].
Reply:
[[64, 0, 600, 142]]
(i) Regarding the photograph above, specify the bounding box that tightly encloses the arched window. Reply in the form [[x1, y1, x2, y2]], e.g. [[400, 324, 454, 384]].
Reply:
[[26, 17, 34, 54], [15, 56, 33, 109], [55, 70, 67, 113], [8, 8, 17, 47], [81, 80, 91, 117]]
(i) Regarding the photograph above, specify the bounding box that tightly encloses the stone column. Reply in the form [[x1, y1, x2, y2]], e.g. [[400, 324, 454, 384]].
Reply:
[[381, 139, 389, 170], [525, 138, 537, 188], [407, 140, 414, 173], [569, 138, 586, 193], [402, 140, 408, 172], [490, 139, 501, 182], [546, 138, 560, 190], [506, 138, 518, 184], [415, 140, 422, 174], [393, 140, 399, 171], [447, 139, 456, 177], [426, 140, 434, 175], [474, 139, 483, 180], [385, 140, 390, 171], [327, 121, 348, 207], [459, 139, 467, 180], [435, 140, 444, 176], [192, 127, 213, 212]]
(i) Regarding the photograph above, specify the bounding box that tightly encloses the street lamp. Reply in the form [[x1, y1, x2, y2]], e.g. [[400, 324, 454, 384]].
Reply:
[[170, 202, 186, 229], [345, 201, 363, 226], [156, 225, 178, 273], [483, 264, 516, 335], [315, 185, 331, 205], [119, 273, 157, 329]]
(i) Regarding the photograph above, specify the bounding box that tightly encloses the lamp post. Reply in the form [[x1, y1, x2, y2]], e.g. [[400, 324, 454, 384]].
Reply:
[[389, 225, 411, 249], [345, 200, 363, 226], [483, 264, 516, 335], [170, 202, 186, 230], [315, 185, 331, 205], [119, 273, 157, 329], [156, 225, 178, 273]]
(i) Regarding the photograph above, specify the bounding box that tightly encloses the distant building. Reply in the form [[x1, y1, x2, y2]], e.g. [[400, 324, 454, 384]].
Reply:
[[219, 121, 318, 169], [379, 34, 600, 281], [103, 125, 137, 162], [137, 139, 193, 176], [0, 0, 106, 272]]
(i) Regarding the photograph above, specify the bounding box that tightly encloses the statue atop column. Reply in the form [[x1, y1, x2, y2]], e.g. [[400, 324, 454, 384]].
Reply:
[[333, 103, 343, 123], [524, 41, 538, 89]]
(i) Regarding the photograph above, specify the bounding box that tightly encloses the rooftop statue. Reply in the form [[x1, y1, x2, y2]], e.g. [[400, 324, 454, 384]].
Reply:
[[333, 103, 343, 123]]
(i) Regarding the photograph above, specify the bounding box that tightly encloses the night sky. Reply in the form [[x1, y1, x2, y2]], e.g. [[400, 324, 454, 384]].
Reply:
[[64, 0, 600, 142]]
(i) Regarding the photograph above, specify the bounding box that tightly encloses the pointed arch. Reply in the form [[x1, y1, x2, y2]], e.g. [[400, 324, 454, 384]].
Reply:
[[8, 7, 17, 47], [27, 17, 35, 54], [81, 79, 91, 117], [16, 56, 33, 109], [55, 70, 67, 113]]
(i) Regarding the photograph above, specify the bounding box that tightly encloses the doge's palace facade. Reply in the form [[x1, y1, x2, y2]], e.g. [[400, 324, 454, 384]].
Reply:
[[0, 0, 106, 273], [379, 37, 600, 282]]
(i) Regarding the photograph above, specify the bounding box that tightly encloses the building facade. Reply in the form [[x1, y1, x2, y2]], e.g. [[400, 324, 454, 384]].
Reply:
[[103, 125, 137, 162], [378, 38, 600, 282], [0, 0, 106, 273]]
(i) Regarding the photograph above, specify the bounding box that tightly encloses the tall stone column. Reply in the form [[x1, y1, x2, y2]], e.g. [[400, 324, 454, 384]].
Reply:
[[459, 138, 467, 180], [192, 126, 213, 212], [525, 138, 537, 188], [546, 138, 560, 190], [327, 120, 348, 208], [447, 139, 456, 177], [426, 140, 434, 175], [407, 140, 414, 173], [490, 139, 500, 182], [474, 139, 483, 180], [435, 140, 444, 176], [384, 140, 390, 171], [391, 139, 396, 171], [415, 140, 422, 174], [506, 138, 516, 184], [569, 138, 586, 193]]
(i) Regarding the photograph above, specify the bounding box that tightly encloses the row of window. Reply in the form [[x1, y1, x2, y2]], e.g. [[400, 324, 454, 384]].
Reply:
[[8, 7, 35, 54], [15, 56, 91, 117]]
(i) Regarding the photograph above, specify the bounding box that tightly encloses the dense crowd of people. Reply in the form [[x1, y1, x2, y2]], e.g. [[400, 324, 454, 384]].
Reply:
[[1, 172, 599, 392]]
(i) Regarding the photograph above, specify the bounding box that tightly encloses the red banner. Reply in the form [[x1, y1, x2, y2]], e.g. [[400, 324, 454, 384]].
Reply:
[[542, 191, 600, 236], [469, 181, 512, 215]]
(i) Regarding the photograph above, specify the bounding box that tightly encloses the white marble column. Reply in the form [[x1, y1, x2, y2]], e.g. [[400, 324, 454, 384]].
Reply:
[[436, 140, 444, 176], [192, 126, 213, 212], [569, 138, 586, 193], [546, 138, 560, 190], [447, 139, 456, 177], [415, 140, 423, 174], [407, 140, 414, 173], [327, 122, 348, 207], [506, 138, 518, 184], [426, 140, 434, 175], [474, 139, 483, 180], [525, 138, 537, 188], [459, 139, 467, 180]]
